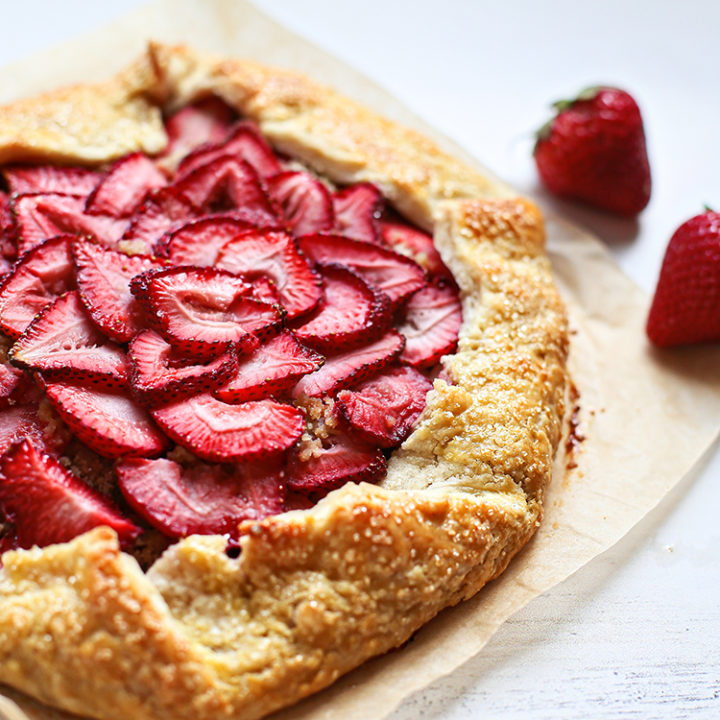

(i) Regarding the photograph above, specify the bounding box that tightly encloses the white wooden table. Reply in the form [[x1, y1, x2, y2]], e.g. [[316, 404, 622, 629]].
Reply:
[[2, 1, 719, 718]]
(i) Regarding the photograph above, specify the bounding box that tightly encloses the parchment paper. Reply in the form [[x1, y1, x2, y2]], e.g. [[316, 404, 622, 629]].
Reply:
[[1, 2, 720, 719]]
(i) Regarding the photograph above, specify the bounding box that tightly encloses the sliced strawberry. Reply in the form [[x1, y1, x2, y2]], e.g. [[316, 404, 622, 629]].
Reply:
[[397, 281, 462, 367], [11, 193, 127, 255], [0, 234, 75, 338], [0, 191, 15, 265], [139, 266, 282, 357], [266, 171, 334, 236], [173, 156, 279, 223], [177, 121, 281, 179], [214, 331, 324, 403], [333, 183, 383, 244], [129, 329, 238, 406], [85, 153, 166, 218], [0, 438, 140, 549], [0, 402, 68, 456], [250, 275, 281, 305], [43, 381, 169, 459], [287, 432, 386, 495], [3, 165, 102, 196], [291, 330, 404, 399], [336, 366, 432, 447], [215, 229, 322, 319], [9, 291, 128, 388], [161, 98, 236, 165], [0, 364, 26, 407], [155, 216, 256, 266], [121, 187, 196, 253], [72, 240, 163, 343], [379, 220, 452, 279], [117, 457, 285, 539], [151, 394, 304, 462], [294, 263, 390, 351], [298, 233, 426, 309]]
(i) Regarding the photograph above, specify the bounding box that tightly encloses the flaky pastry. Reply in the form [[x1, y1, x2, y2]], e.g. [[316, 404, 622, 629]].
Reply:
[[0, 43, 569, 720]]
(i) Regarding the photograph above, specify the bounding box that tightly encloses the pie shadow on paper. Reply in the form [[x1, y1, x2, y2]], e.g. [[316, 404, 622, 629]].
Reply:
[[530, 184, 641, 247]]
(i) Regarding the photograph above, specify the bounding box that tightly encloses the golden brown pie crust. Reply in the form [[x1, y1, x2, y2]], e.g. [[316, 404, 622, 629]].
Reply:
[[0, 43, 569, 720]]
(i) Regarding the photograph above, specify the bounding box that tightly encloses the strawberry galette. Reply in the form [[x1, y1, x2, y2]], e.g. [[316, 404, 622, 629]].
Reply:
[[0, 44, 569, 720]]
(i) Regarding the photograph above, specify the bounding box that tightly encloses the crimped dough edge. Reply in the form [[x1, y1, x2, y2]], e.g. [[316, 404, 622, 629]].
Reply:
[[0, 43, 569, 720]]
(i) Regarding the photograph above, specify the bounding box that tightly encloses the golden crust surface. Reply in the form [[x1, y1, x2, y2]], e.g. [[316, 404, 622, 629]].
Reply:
[[0, 44, 569, 720]]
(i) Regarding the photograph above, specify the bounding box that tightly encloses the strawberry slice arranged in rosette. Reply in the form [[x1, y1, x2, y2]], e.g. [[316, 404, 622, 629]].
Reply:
[[2, 165, 102, 196], [379, 219, 454, 280], [0, 234, 76, 339], [214, 331, 324, 403], [0, 102, 465, 561], [135, 265, 283, 357], [10, 291, 129, 388], [177, 121, 281, 180], [117, 456, 285, 539], [72, 240, 165, 343], [267, 170, 335, 236], [160, 97, 236, 168], [155, 216, 260, 266], [332, 182, 383, 244], [0, 438, 140, 551], [298, 233, 426, 310], [12, 192, 128, 255], [293, 263, 391, 352], [215, 228, 322, 320], [85, 153, 167, 218], [129, 329, 239, 406], [396, 280, 463, 367]]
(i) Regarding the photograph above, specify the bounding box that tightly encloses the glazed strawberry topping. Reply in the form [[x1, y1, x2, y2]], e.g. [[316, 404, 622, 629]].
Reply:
[[0, 234, 75, 338], [380, 220, 453, 279], [298, 233, 426, 309], [216, 229, 322, 319], [2, 165, 101, 196], [44, 382, 169, 459], [287, 432, 386, 496], [72, 240, 163, 343], [267, 170, 335, 236], [85, 153, 167, 218], [177, 121, 282, 180], [129, 329, 238, 406], [138, 266, 282, 356], [12, 193, 127, 255], [121, 188, 196, 252], [152, 394, 304, 462], [10, 291, 129, 388], [292, 330, 405, 398], [161, 98, 236, 167], [397, 280, 463, 367], [332, 182, 383, 244], [117, 457, 285, 538], [293, 263, 390, 351], [336, 366, 433, 447], [174, 156, 278, 222], [0, 439, 140, 550], [214, 331, 324, 403], [157, 216, 258, 266], [0, 96, 463, 556]]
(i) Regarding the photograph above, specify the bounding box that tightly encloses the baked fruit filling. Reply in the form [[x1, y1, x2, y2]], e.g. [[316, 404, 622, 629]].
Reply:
[[0, 98, 463, 565]]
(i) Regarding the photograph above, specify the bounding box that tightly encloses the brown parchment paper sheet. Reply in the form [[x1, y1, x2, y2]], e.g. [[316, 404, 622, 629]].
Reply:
[[2, 1, 720, 719]]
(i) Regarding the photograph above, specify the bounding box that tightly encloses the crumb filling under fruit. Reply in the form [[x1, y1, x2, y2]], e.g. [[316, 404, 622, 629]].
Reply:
[[0, 97, 463, 568]]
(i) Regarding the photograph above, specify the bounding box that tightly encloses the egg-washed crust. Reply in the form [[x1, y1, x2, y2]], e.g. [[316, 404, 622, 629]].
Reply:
[[0, 44, 569, 720]]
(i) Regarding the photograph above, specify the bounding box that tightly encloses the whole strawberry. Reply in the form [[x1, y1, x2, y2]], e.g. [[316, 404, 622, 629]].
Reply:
[[534, 87, 651, 216], [646, 210, 720, 347]]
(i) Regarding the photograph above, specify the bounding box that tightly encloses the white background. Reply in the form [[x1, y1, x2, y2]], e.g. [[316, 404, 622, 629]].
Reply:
[[2, 2, 719, 718]]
